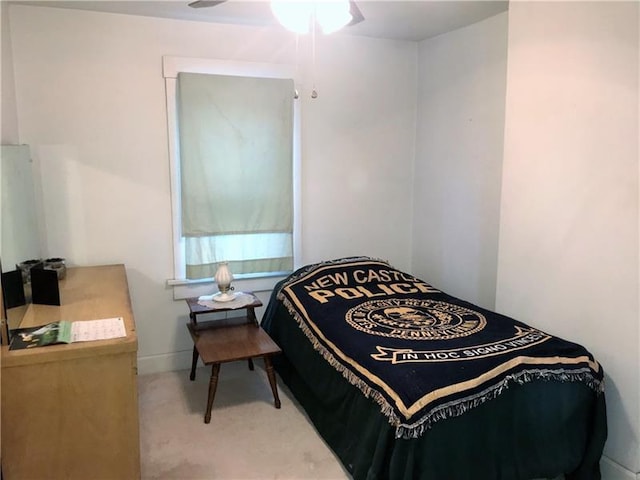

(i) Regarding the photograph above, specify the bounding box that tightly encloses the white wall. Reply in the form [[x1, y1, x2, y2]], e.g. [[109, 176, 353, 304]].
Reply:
[[412, 12, 507, 310], [302, 33, 417, 268], [497, 2, 639, 477], [7, 4, 417, 373], [1, 1, 19, 144]]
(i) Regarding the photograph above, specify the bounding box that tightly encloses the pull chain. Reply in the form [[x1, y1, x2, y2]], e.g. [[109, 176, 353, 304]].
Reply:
[[294, 33, 300, 99], [311, 13, 318, 99]]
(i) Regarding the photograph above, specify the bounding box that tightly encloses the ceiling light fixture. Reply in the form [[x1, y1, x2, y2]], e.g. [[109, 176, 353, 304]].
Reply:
[[271, 0, 352, 35]]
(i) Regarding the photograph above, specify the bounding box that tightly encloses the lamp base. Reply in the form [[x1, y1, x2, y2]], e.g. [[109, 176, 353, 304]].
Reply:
[[212, 291, 237, 303]]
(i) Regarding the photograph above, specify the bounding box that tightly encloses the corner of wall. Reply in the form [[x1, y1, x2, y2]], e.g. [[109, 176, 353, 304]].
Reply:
[[1, 1, 20, 144], [600, 455, 637, 480]]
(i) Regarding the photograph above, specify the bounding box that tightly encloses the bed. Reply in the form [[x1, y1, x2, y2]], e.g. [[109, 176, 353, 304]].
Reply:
[[261, 257, 607, 480]]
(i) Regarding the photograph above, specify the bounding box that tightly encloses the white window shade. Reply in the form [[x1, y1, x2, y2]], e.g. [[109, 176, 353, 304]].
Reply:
[[177, 72, 294, 278]]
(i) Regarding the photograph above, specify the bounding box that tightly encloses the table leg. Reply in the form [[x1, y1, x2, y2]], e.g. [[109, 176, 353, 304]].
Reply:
[[248, 358, 254, 371], [205, 363, 221, 424], [264, 355, 281, 409], [247, 307, 259, 326], [190, 345, 199, 381]]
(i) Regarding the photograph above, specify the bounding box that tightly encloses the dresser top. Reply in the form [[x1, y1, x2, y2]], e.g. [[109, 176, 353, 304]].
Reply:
[[2, 264, 137, 367]]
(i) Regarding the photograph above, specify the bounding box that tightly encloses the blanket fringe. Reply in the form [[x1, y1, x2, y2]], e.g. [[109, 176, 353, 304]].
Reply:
[[395, 367, 604, 439], [277, 294, 604, 440]]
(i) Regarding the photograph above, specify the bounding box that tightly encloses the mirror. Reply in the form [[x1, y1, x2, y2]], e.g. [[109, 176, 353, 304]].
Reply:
[[1, 144, 42, 335]]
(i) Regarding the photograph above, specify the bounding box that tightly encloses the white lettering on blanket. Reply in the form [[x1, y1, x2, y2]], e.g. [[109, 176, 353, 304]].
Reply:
[[306, 281, 440, 304], [371, 327, 551, 363]]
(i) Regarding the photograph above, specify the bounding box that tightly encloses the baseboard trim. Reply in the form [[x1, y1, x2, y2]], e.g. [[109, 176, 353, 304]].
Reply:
[[601, 455, 636, 480], [138, 350, 194, 375]]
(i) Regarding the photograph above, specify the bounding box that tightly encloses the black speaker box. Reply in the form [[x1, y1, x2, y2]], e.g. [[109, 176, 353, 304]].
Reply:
[[1, 270, 26, 310], [31, 267, 60, 306]]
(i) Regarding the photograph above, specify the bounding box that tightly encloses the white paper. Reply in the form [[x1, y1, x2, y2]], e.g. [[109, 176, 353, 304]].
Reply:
[[70, 317, 127, 342]]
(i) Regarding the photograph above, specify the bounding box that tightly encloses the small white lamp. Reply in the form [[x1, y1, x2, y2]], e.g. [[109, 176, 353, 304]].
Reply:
[[214, 262, 235, 302]]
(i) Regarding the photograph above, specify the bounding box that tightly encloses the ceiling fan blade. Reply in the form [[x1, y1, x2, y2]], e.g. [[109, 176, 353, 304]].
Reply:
[[348, 1, 365, 26], [188, 0, 227, 8]]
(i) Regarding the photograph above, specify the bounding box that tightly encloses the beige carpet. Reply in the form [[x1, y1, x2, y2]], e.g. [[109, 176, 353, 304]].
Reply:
[[138, 362, 349, 480], [139, 363, 564, 480]]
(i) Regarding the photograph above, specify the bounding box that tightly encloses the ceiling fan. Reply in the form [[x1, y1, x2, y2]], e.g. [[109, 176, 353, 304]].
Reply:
[[187, 0, 366, 27]]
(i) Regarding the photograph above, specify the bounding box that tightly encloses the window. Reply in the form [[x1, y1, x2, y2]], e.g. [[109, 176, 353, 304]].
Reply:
[[163, 57, 300, 295]]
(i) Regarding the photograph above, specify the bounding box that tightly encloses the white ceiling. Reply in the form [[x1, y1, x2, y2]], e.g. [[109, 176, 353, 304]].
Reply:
[[12, 0, 509, 42]]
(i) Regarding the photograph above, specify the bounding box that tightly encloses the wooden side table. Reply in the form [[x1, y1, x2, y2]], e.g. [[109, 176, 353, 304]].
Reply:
[[185, 292, 282, 424]]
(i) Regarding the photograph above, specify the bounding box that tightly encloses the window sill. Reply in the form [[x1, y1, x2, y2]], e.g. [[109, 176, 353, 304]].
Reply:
[[167, 272, 290, 300]]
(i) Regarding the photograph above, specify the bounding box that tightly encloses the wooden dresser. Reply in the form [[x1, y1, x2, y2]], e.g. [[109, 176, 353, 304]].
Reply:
[[1, 264, 140, 479]]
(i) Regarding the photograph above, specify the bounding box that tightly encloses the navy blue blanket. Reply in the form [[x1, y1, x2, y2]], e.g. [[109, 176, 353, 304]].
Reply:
[[277, 257, 604, 439]]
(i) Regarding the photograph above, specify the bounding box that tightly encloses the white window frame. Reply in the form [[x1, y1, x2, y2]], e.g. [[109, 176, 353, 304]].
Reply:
[[163, 56, 301, 299]]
